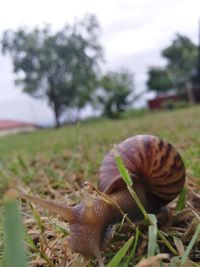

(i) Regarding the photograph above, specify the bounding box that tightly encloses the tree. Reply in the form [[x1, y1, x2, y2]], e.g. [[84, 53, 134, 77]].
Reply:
[[163, 34, 198, 100], [147, 34, 198, 102], [96, 69, 134, 118], [1, 14, 103, 127], [147, 67, 173, 93]]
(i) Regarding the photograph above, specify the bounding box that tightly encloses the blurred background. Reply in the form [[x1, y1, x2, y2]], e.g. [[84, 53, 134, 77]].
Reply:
[[0, 0, 200, 133]]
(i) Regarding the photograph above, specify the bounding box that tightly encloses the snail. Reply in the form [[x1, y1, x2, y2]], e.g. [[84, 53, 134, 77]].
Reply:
[[20, 135, 185, 266]]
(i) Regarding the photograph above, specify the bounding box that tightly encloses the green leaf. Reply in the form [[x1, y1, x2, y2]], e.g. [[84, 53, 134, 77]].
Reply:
[[17, 155, 28, 172], [106, 236, 134, 267], [114, 145, 133, 187], [147, 214, 158, 257], [148, 214, 157, 225], [180, 223, 200, 266], [176, 187, 187, 211], [124, 227, 140, 266], [114, 146, 149, 221], [3, 194, 28, 267]]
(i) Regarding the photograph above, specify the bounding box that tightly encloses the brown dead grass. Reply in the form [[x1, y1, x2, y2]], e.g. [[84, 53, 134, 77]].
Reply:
[[19, 174, 200, 267]]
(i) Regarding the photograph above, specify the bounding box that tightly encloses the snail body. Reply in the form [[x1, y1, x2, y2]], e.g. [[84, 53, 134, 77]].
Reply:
[[21, 135, 185, 265]]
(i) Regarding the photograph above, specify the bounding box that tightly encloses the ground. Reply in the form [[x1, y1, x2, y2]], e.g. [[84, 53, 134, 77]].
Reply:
[[0, 105, 200, 266]]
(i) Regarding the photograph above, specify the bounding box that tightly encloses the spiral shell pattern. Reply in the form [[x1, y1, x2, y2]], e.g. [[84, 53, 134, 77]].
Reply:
[[99, 135, 185, 202]]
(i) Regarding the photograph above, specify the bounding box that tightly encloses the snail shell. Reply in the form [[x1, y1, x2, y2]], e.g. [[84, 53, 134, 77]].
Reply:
[[99, 135, 185, 204]]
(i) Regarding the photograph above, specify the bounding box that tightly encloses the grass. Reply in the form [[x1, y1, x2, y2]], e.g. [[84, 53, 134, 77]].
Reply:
[[0, 105, 200, 266], [3, 192, 27, 267]]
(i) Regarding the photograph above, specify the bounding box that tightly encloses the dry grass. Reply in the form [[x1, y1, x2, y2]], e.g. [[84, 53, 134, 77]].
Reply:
[[0, 105, 200, 266]]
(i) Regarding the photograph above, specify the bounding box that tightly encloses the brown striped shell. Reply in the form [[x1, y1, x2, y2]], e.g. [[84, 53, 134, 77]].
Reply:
[[99, 135, 185, 203]]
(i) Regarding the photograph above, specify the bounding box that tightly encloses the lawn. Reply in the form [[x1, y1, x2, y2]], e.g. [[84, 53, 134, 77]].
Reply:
[[0, 105, 200, 266]]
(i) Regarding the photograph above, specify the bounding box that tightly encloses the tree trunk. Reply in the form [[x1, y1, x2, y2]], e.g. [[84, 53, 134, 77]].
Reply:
[[54, 111, 60, 128], [48, 80, 61, 128], [186, 82, 195, 104], [53, 102, 60, 128]]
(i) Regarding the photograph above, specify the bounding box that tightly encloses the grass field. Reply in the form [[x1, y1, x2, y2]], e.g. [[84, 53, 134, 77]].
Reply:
[[0, 105, 200, 266]]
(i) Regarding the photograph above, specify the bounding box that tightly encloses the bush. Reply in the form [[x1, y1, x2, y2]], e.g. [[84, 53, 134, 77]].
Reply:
[[161, 100, 189, 110]]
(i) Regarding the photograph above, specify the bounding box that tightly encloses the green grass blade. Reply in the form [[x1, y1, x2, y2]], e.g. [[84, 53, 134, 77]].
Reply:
[[114, 145, 133, 187], [176, 187, 187, 211], [124, 227, 140, 266], [3, 193, 28, 267], [147, 214, 158, 257], [17, 155, 29, 173], [148, 214, 157, 225], [29, 203, 45, 233], [180, 223, 200, 267], [114, 146, 149, 221], [106, 236, 134, 267]]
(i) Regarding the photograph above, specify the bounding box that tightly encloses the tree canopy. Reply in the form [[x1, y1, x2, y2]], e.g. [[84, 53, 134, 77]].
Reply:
[[147, 67, 173, 93], [1, 14, 103, 126], [147, 34, 198, 101], [97, 69, 134, 118]]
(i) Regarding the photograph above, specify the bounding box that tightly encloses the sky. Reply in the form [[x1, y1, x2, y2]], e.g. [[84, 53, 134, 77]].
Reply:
[[0, 0, 199, 125]]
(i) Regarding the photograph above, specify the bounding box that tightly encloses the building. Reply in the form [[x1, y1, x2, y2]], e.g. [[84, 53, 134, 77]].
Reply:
[[148, 94, 180, 110], [0, 120, 37, 137], [148, 89, 200, 110]]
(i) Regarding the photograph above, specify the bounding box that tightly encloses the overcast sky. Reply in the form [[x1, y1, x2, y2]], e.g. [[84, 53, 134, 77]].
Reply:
[[0, 0, 199, 125]]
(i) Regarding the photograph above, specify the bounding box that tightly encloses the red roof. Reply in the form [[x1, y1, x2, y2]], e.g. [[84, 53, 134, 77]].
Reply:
[[0, 120, 35, 130]]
